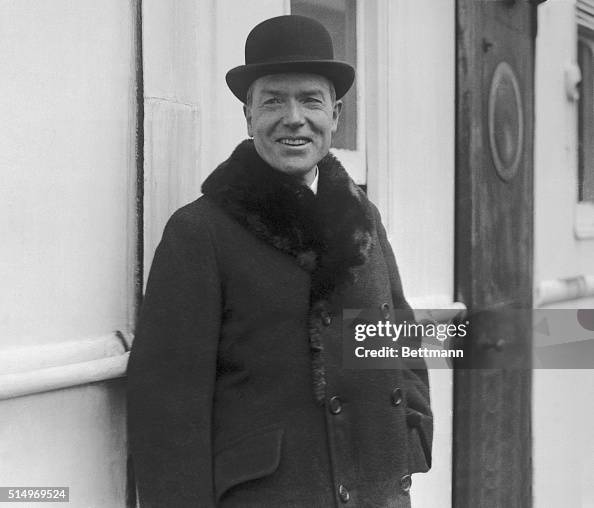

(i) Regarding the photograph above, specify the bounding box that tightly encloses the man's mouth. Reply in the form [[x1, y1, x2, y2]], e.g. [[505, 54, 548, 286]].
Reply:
[[277, 137, 311, 147]]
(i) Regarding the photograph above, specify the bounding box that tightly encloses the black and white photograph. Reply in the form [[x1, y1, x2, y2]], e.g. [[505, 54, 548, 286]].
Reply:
[[1, 0, 594, 507]]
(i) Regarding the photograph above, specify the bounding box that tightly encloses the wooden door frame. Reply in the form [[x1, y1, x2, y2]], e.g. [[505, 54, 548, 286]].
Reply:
[[453, 1, 541, 506]]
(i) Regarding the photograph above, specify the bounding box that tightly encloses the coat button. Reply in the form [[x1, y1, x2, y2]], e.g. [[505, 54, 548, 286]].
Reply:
[[338, 484, 350, 503], [328, 396, 342, 414], [391, 387, 403, 407], [321, 311, 332, 326], [380, 302, 391, 320], [400, 474, 412, 493]]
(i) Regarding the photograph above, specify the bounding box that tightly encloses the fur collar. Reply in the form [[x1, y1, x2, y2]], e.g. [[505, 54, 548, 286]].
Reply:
[[202, 139, 374, 404]]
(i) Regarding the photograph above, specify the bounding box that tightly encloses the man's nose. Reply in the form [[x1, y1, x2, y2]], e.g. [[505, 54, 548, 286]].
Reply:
[[282, 101, 305, 127]]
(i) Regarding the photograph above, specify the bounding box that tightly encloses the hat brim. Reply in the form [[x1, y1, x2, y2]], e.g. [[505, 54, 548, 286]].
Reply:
[[226, 60, 355, 103]]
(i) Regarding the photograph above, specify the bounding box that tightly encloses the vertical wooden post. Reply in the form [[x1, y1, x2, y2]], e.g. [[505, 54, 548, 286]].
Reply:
[[454, 1, 538, 506]]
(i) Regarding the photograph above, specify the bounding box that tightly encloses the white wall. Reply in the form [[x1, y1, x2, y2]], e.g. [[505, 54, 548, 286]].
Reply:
[[0, 1, 138, 505], [534, 0, 594, 281], [534, 1, 594, 507], [380, 3, 456, 507], [142, 0, 289, 273], [382, 0, 455, 305], [0, 382, 127, 507], [0, 0, 137, 346]]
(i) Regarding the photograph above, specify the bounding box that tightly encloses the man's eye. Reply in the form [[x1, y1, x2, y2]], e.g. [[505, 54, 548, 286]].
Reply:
[[304, 97, 322, 104], [263, 97, 281, 105]]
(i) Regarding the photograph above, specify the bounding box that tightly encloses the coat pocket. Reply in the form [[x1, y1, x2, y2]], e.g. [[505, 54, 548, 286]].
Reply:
[[406, 409, 433, 473], [214, 427, 284, 502]]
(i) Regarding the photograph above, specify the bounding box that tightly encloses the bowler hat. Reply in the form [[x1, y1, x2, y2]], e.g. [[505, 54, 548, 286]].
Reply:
[[226, 15, 355, 103]]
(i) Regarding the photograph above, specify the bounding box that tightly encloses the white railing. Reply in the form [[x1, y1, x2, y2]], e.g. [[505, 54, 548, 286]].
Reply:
[[409, 295, 467, 324], [535, 275, 594, 307], [0, 298, 471, 401], [0, 332, 131, 401]]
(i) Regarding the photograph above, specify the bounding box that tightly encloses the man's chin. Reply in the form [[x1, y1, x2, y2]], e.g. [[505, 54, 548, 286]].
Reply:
[[273, 162, 317, 183]]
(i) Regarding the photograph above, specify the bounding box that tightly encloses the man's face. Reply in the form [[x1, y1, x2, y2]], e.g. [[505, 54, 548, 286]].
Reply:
[[244, 73, 342, 183]]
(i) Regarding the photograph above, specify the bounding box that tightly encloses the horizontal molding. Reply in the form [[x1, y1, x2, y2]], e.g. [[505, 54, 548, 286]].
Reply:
[[413, 306, 468, 325], [578, 0, 594, 32], [0, 354, 130, 401], [0, 332, 132, 401], [144, 96, 199, 110], [0, 299, 468, 400], [0, 332, 131, 375], [536, 275, 594, 307], [409, 296, 468, 324]]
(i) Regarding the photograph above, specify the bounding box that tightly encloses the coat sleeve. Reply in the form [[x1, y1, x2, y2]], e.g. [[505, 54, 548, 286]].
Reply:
[[372, 204, 433, 473], [127, 208, 222, 507]]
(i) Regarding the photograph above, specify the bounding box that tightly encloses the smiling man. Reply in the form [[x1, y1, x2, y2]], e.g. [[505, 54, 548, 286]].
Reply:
[[127, 15, 432, 508]]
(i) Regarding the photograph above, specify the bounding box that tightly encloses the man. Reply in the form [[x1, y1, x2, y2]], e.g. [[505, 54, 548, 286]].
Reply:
[[127, 15, 432, 508]]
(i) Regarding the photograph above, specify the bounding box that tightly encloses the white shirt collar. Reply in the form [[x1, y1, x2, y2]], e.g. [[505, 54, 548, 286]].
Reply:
[[309, 166, 319, 195]]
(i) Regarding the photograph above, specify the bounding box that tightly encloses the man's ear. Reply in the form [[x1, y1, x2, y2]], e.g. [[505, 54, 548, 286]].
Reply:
[[243, 104, 253, 137], [331, 100, 343, 133]]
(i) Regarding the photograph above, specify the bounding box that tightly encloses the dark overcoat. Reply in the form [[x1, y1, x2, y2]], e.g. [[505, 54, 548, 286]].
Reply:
[[127, 140, 432, 508]]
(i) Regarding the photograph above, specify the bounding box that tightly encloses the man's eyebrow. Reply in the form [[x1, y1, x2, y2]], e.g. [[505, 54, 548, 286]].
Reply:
[[258, 88, 284, 96], [257, 88, 326, 97], [299, 89, 325, 97]]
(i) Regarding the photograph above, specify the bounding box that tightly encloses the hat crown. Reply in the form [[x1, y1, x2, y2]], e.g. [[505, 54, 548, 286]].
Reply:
[[226, 15, 354, 103], [245, 15, 334, 65]]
